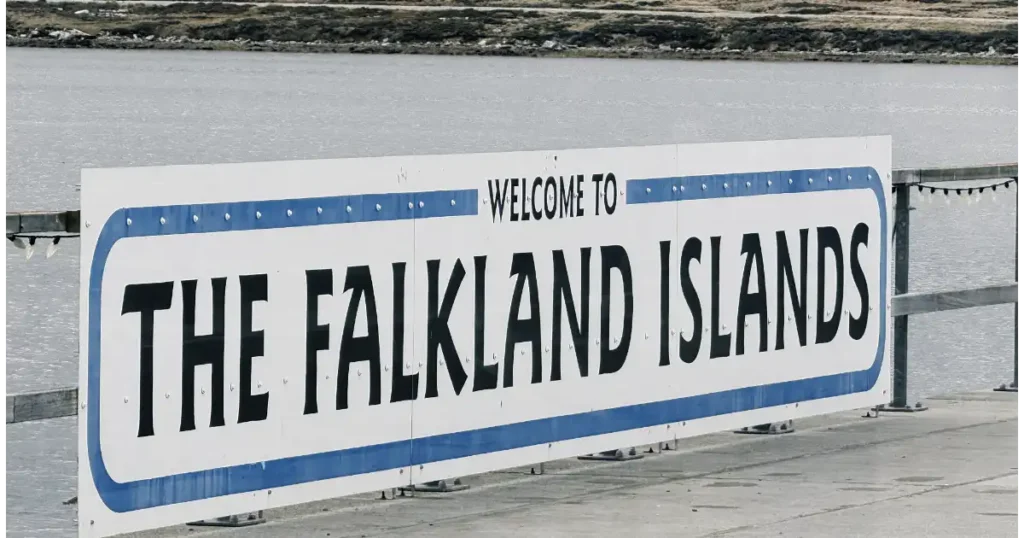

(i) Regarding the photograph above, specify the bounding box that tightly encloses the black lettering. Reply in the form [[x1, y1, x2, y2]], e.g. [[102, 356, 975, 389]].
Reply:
[[735, 234, 768, 355], [521, 178, 530, 221], [776, 229, 809, 350], [337, 266, 382, 409], [551, 248, 591, 380], [488, 179, 509, 223], [559, 176, 574, 218], [503, 253, 543, 387], [510, 178, 520, 222], [603, 173, 617, 215], [121, 282, 174, 438], [238, 274, 269, 424], [678, 237, 703, 364], [659, 240, 671, 366], [599, 245, 633, 375], [575, 175, 585, 217], [180, 278, 226, 432], [426, 260, 469, 397], [473, 256, 497, 391], [544, 176, 557, 220], [592, 173, 603, 215], [710, 237, 731, 358], [390, 262, 418, 402], [849, 223, 870, 340], [816, 226, 844, 344], [531, 177, 544, 221], [304, 269, 332, 415]]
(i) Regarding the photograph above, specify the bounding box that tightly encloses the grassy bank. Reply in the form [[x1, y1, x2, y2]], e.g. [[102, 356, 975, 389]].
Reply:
[[5, 1, 1018, 64]]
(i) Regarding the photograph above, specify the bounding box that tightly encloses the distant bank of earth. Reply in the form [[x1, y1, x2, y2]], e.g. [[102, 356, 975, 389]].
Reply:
[[5, 1, 1018, 65]]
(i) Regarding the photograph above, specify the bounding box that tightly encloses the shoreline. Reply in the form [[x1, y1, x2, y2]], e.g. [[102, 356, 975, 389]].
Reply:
[[7, 37, 1018, 65], [6, 1, 1018, 66]]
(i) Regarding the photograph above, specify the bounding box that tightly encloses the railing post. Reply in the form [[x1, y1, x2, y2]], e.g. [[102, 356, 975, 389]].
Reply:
[[879, 183, 926, 412], [995, 176, 1019, 389], [996, 177, 1018, 392]]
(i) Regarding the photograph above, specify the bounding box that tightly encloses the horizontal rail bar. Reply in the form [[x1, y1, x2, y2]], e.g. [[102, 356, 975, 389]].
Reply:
[[893, 163, 1018, 185], [6, 386, 78, 424], [6, 210, 80, 235], [891, 283, 1017, 316], [7, 283, 1014, 424]]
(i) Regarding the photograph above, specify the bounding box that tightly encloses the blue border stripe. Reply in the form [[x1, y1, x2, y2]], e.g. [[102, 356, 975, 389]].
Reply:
[[87, 169, 887, 513]]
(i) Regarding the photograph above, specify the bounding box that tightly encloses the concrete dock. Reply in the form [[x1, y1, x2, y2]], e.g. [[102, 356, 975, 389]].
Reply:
[[133, 390, 1017, 538]]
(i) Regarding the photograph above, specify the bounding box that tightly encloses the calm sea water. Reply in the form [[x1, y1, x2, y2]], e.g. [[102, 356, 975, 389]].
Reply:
[[5, 48, 1017, 536]]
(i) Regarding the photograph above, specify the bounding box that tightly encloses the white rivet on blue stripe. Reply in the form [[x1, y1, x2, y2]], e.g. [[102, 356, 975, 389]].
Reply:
[[192, 215, 199, 223], [767, 180, 773, 187], [450, 199, 456, 206], [672, 186, 677, 192], [159, 217, 166, 225], [255, 211, 262, 219], [224, 213, 231, 221], [286, 209, 293, 217], [317, 207, 323, 214], [346, 206, 352, 213], [646, 187, 651, 194], [701, 184, 707, 190], [419, 201, 425, 208], [126, 218, 132, 226], [408, 202, 414, 209], [808, 178, 814, 184], [723, 182, 729, 189], [375, 204, 382, 211], [788, 178, 793, 185]]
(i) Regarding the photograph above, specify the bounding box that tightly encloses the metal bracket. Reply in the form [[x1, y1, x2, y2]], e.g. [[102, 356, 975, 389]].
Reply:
[[993, 382, 1018, 393], [530, 462, 546, 475], [875, 402, 929, 413], [187, 511, 265, 527], [735, 420, 794, 434], [399, 478, 469, 494], [577, 448, 643, 461]]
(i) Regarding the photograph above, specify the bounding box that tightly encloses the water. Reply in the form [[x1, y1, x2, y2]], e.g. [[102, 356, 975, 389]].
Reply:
[[6, 48, 1017, 536]]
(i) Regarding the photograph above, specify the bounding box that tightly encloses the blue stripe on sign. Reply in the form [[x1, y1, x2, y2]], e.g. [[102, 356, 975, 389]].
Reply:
[[87, 167, 887, 514]]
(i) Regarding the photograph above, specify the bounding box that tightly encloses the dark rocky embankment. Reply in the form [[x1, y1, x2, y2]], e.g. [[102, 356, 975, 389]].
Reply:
[[5, 2, 1018, 64]]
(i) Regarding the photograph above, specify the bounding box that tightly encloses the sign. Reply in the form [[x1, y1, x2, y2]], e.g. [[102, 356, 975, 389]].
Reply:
[[79, 136, 891, 536]]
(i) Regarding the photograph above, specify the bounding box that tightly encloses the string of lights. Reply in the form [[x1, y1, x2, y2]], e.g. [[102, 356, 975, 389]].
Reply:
[[892, 177, 1018, 206]]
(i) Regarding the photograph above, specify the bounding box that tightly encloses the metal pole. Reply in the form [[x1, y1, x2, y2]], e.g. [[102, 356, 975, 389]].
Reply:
[[995, 177, 1018, 393], [995, 176, 1019, 389], [879, 183, 926, 411], [891, 184, 910, 408]]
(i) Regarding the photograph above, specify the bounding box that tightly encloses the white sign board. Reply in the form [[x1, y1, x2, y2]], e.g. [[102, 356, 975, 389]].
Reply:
[[79, 136, 891, 536]]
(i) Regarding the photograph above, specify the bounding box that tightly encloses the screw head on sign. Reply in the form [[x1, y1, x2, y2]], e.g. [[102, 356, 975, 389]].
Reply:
[[256, 211, 262, 219], [224, 213, 231, 221], [123, 396, 129, 403], [346, 206, 352, 213], [159, 217, 166, 225], [767, 180, 773, 187], [847, 175, 852, 181], [746, 181, 751, 188], [408, 202, 414, 209], [283, 377, 289, 384], [788, 178, 793, 185], [701, 184, 707, 191], [808, 178, 814, 184], [317, 207, 323, 214], [724, 182, 729, 189], [201, 388, 206, 395], [229, 383, 235, 391], [126, 217, 132, 226], [828, 176, 833, 182], [419, 201, 425, 208], [258, 381, 263, 388], [193, 215, 199, 223], [165, 392, 170, 399], [672, 186, 677, 192], [450, 200, 456, 206], [287, 209, 293, 217], [868, 174, 873, 180], [376, 204, 382, 211], [646, 187, 652, 194]]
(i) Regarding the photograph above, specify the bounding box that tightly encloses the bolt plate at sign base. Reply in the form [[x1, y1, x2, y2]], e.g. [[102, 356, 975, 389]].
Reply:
[[399, 479, 469, 494], [875, 403, 929, 413], [993, 382, 1018, 393], [577, 448, 644, 461], [187, 512, 265, 527], [735, 420, 794, 435]]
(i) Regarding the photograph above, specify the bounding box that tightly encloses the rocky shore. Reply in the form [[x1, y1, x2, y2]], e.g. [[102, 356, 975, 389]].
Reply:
[[5, 2, 1018, 65]]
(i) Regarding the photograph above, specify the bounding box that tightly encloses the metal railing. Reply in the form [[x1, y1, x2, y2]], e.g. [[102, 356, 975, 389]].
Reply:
[[5, 163, 1018, 423]]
